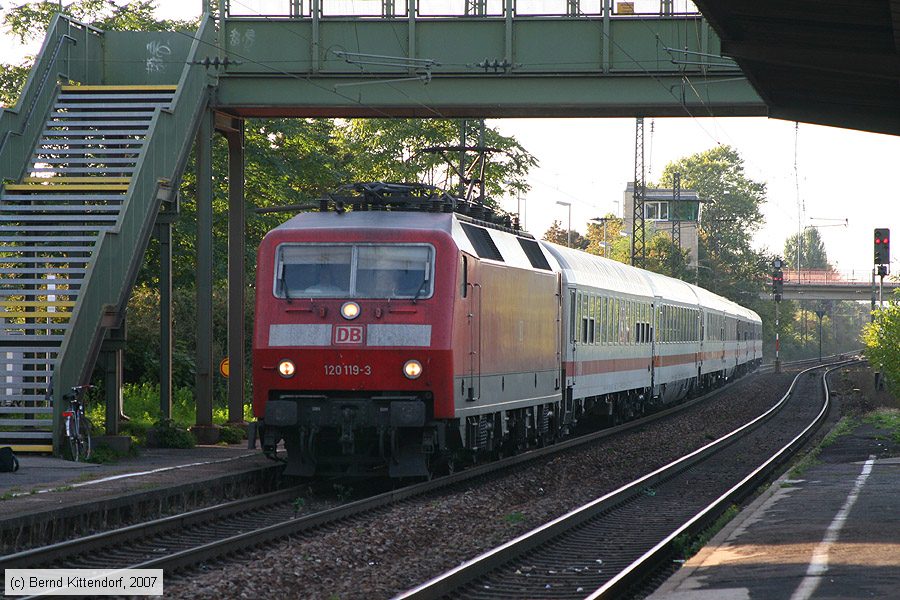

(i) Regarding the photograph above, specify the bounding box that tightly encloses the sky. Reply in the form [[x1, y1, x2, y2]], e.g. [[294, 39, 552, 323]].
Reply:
[[1, 0, 898, 279]]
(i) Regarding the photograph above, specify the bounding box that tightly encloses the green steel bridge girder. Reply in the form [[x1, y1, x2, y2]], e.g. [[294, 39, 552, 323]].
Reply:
[[99, 16, 765, 117]]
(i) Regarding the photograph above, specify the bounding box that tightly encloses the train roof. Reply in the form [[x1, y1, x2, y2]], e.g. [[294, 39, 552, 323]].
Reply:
[[273, 210, 456, 233], [542, 241, 760, 322], [268, 210, 759, 323]]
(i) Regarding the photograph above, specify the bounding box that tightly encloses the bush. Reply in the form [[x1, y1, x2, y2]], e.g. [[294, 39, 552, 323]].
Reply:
[[219, 425, 246, 444], [149, 419, 195, 449]]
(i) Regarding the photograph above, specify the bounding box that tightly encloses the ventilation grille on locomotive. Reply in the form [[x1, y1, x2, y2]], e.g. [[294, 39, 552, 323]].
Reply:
[[518, 238, 552, 271], [460, 223, 504, 261]]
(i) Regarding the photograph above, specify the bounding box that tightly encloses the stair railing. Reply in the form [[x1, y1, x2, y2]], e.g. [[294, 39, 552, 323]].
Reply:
[[0, 13, 103, 182], [50, 15, 216, 450]]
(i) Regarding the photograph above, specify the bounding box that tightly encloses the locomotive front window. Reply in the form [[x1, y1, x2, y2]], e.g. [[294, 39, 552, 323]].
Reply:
[[278, 246, 352, 297], [275, 244, 433, 299], [356, 245, 432, 299]]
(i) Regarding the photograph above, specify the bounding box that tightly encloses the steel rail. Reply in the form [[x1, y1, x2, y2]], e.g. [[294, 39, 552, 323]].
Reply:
[[0, 364, 781, 578], [397, 358, 858, 600]]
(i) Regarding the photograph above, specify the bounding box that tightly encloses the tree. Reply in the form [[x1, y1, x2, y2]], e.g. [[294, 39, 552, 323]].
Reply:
[[784, 227, 832, 271], [862, 294, 900, 396], [585, 214, 626, 259], [658, 146, 768, 304], [543, 220, 588, 250], [335, 119, 536, 204]]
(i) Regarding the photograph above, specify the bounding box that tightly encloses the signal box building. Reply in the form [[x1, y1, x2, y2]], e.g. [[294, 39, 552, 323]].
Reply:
[[623, 182, 702, 268]]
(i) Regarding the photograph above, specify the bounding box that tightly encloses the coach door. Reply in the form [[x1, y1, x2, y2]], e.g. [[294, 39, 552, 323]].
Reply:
[[651, 296, 662, 398]]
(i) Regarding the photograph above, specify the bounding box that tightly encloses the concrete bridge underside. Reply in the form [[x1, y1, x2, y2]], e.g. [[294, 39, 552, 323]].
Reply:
[[760, 282, 900, 302]]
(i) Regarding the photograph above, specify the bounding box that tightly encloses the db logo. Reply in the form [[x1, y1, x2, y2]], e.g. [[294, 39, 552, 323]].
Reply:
[[334, 325, 364, 345]]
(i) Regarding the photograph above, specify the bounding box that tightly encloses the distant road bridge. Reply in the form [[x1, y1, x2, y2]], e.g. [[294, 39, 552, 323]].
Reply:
[[759, 270, 899, 302]]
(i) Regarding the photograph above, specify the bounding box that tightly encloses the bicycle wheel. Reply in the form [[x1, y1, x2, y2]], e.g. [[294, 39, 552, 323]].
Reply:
[[67, 417, 81, 462], [77, 415, 93, 461]]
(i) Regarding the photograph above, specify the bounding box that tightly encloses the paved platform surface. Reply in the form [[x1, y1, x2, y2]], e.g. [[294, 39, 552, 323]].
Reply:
[[0, 445, 275, 520], [651, 422, 900, 600]]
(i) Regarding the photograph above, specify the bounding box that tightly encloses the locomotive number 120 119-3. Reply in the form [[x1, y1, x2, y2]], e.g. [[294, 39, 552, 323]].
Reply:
[[324, 364, 372, 376]]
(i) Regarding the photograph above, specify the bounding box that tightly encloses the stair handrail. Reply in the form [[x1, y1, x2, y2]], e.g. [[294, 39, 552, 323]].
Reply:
[[51, 14, 216, 449], [0, 13, 104, 182]]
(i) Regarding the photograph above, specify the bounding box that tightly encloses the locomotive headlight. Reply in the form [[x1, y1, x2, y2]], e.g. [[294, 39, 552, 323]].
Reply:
[[403, 359, 423, 379], [278, 359, 296, 378], [341, 301, 360, 320]]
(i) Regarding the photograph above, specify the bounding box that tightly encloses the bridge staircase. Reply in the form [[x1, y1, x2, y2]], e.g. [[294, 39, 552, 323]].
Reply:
[[0, 15, 213, 452]]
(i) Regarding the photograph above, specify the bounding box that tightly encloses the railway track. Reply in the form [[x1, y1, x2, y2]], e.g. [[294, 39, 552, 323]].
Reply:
[[0, 358, 842, 594], [398, 359, 855, 600]]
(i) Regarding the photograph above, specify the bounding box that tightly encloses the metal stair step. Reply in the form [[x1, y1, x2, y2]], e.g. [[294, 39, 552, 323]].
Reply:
[[0, 206, 119, 214], [47, 120, 151, 127], [0, 215, 117, 222], [34, 147, 143, 155], [50, 111, 157, 119], [0, 407, 54, 415], [0, 418, 53, 427], [0, 192, 128, 206], [32, 157, 139, 164], [0, 431, 53, 439], [0, 277, 83, 284], [0, 396, 53, 404], [0, 266, 87, 273], [55, 102, 171, 109], [57, 92, 173, 100], [38, 138, 145, 147], [3, 184, 129, 193], [0, 334, 63, 341], [0, 246, 95, 253], [28, 168, 136, 176], [0, 225, 108, 232], [42, 129, 149, 137], [22, 176, 130, 184]]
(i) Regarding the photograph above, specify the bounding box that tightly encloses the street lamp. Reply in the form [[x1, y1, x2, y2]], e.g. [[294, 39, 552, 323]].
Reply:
[[591, 216, 615, 258], [556, 200, 572, 247]]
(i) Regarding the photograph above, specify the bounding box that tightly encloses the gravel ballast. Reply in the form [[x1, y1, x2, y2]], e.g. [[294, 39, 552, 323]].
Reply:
[[167, 371, 800, 599]]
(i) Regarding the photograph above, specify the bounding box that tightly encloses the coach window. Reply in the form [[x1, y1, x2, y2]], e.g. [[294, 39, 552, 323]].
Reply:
[[589, 295, 596, 344], [582, 294, 589, 344]]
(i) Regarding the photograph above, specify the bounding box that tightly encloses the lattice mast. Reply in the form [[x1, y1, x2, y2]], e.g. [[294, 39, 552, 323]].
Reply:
[[631, 117, 646, 268]]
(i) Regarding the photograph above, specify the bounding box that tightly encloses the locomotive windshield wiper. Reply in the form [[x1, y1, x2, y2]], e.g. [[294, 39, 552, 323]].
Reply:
[[280, 267, 293, 304], [411, 276, 429, 303]]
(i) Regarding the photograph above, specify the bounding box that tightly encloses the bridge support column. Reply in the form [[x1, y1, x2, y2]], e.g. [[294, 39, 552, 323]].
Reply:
[[225, 118, 246, 425], [193, 110, 216, 441], [101, 323, 126, 436], [156, 193, 178, 421]]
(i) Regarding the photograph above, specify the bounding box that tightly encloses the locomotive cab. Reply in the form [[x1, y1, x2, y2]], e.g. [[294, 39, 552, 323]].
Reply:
[[252, 212, 457, 477]]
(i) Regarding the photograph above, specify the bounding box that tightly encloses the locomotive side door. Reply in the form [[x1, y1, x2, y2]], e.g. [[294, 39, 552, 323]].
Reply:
[[465, 256, 482, 402]]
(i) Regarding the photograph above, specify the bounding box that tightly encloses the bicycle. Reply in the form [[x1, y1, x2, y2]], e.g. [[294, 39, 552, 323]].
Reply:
[[62, 384, 93, 462]]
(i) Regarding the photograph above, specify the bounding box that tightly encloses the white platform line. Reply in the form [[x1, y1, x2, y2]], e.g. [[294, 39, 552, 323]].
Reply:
[[790, 455, 876, 600]]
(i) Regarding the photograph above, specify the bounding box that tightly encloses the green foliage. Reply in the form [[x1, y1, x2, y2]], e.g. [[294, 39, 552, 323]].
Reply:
[[672, 505, 740, 559], [658, 145, 768, 305], [504, 511, 526, 525], [862, 297, 900, 396], [784, 227, 832, 270], [542, 219, 589, 250], [821, 416, 859, 447], [218, 425, 245, 444], [337, 119, 536, 202], [2, 0, 195, 44], [150, 419, 195, 449], [86, 444, 137, 464], [0, 62, 29, 108], [864, 409, 900, 444]]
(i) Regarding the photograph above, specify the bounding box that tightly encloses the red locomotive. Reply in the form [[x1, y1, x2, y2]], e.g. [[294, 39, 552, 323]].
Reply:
[[251, 184, 761, 477]]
